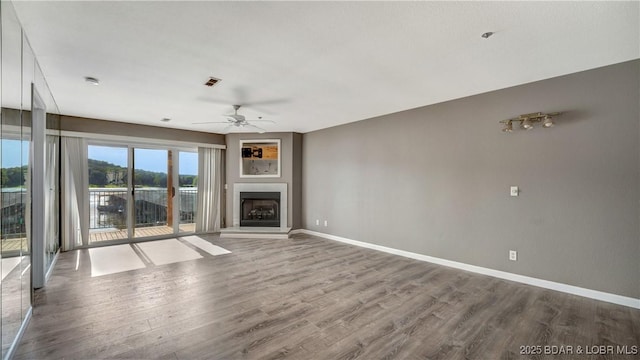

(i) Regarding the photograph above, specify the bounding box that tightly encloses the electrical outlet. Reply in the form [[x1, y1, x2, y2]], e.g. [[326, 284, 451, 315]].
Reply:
[[509, 250, 517, 261], [510, 186, 519, 197], [324, 220, 328, 227], [315, 219, 319, 226]]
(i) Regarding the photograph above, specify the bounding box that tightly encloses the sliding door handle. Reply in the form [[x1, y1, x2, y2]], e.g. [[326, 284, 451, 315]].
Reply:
[[171, 186, 176, 198]]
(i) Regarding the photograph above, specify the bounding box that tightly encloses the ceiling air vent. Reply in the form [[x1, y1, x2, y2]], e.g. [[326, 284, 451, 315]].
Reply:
[[204, 77, 221, 87]]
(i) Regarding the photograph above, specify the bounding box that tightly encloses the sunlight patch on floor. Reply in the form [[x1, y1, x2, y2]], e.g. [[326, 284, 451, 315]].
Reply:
[[181, 235, 231, 256], [135, 239, 203, 266], [88, 245, 146, 277], [1, 256, 23, 283], [86, 238, 230, 277]]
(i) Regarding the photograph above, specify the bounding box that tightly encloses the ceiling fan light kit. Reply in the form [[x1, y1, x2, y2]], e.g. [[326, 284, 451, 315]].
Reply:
[[499, 112, 561, 132]]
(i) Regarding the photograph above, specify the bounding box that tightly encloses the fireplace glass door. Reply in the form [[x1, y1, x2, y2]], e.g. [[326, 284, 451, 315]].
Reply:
[[240, 192, 280, 227]]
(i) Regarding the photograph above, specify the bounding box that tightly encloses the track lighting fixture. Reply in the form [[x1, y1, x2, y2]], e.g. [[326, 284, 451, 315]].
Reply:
[[499, 112, 561, 132]]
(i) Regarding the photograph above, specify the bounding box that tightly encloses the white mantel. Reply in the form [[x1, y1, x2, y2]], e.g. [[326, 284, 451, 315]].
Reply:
[[233, 183, 287, 228]]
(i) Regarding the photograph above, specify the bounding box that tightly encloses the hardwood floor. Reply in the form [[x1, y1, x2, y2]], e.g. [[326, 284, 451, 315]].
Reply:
[[15, 234, 640, 359]]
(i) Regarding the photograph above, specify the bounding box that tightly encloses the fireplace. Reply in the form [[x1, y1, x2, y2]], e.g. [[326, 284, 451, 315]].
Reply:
[[233, 183, 287, 228], [240, 192, 280, 227]]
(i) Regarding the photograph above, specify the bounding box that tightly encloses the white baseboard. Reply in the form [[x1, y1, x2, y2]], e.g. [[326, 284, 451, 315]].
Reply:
[[297, 229, 640, 309], [45, 249, 61, 284]]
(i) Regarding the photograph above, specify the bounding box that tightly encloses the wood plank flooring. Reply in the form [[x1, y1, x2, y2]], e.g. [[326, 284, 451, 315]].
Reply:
[[15, 234, 640, 359]]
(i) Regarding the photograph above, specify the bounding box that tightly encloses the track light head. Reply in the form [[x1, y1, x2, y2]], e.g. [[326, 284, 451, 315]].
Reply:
[[502, 121, 513, 133], [521, 118, 533, 130], [543, 115, 554, 128]]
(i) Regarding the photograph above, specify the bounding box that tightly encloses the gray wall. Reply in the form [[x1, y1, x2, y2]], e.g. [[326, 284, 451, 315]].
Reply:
[[0, 108, 61, 129], [292, 133, 303, 229], [302, 60, 639, 299], [60, 115, 225, 145], [225, 132, 303, 228]]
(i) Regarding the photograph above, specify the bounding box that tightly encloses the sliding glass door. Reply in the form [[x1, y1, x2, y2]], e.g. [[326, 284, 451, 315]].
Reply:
[[178, 151, 198, 233], [133, 148, 171, 239], [87, 144, 197, 245], [88, 145, 129, 243]]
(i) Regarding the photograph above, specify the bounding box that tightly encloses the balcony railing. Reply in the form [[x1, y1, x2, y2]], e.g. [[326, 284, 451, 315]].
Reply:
[[1, 190, 26, 239], [90, 187, 197, 230], [1, 188, 197, 240]]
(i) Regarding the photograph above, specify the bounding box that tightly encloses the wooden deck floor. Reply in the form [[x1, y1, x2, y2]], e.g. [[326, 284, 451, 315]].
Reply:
[[89, 223, 196, 243], [0, 224, 196, 252], [15, 234, 640, 359], [1, 238, 28, 252]]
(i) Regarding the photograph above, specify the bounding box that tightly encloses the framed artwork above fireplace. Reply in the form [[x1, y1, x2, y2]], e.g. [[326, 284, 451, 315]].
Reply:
[[240, 139, 281, 178]]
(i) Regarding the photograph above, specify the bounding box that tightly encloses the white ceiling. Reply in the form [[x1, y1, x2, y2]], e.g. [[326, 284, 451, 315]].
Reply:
[[11, 1, 640, 134]]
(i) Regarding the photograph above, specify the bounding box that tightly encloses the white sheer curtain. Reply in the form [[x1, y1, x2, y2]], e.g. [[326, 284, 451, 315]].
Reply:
[[61, 137, 89, 250], [195, 147, 222, 233], [45, 135, 59, 255]]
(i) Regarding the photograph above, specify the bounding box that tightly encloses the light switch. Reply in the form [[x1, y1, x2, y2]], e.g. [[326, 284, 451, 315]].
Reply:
[[510, 186, 519, 197]]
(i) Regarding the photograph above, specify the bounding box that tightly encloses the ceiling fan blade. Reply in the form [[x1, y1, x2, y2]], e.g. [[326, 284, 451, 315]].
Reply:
[[248, 99, 288, 106], [192, 120, 233, 124], [246, 119, 275, 123], [195, 96, 232, 105], [245, 124, 267, 134]]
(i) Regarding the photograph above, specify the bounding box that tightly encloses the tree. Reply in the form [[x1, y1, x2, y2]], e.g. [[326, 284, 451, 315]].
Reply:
[[1, 169, 8, 187], [0, 166, 26, 188], [89, 169, 107, 186], [153, 173, 167, 187]]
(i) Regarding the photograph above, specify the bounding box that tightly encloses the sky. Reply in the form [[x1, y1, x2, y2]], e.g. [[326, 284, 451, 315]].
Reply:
[[88, 145, 198, 175], [1, 139, 29, 168], [1, 142, 198, 175]]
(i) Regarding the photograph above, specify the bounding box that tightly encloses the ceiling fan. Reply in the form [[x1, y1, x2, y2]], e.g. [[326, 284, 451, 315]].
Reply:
[[193, 105, 274, 133]]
